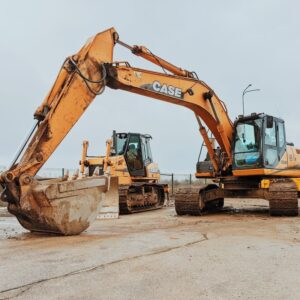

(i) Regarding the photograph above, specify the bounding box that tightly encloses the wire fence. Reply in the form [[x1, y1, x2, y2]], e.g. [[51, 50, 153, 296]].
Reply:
[[0, 166, 74, 179], [160, 173, 209, 195], [37, 168, 72, 178]]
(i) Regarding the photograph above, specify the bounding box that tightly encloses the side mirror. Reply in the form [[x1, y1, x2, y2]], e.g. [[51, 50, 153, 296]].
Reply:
[[266, 116, 274, 128]]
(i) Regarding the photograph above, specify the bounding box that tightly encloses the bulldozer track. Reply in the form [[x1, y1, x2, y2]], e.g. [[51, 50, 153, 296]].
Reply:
[[119, 183, 165, 214]]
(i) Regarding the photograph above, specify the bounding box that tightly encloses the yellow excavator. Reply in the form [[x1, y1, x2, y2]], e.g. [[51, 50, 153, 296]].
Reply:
[[80, 131, 167, 214], [1, 27, 300, 235]]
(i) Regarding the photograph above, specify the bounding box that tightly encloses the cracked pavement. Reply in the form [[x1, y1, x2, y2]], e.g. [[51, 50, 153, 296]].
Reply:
[[1, 199, 300, 299]]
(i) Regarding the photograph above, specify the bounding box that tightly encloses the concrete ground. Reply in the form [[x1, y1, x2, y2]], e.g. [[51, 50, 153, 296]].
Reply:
[[1, 199, 300, 300]]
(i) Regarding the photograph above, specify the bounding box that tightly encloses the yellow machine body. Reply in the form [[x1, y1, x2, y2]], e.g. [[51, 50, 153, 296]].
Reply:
[[80, 133, 167, 214]]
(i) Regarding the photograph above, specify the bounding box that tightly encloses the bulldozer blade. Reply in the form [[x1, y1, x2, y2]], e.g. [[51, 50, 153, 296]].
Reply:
[[97, 176, 119, 219], [7, 175, 109, 235]]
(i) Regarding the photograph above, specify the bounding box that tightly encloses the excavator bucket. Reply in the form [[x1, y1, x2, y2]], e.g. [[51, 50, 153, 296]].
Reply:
[[6, 175, 109, 235], [97, 176, 119, 219]]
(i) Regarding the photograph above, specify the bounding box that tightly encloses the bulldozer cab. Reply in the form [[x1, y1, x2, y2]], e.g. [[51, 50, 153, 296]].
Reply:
[[232, 113, 286, 170], [113, 132, 153, 177]]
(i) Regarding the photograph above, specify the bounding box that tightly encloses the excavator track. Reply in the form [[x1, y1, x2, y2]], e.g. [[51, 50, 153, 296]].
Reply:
[[119, 183, 165, 214], [175, 185, 224, 216], [268, 179, 298, 216], [175, 187, 203, 215]]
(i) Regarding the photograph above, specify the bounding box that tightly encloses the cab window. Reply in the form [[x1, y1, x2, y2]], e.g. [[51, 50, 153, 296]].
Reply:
[[146, 138, 153, 162], [141, 137, 153, 164], [265, 122, 277, 147], [233, 119, 261, 167], [278, 122, 285, 149], [116, 134, 127, 155], [126, 134, 143, 172], [264, 120, 278, 167]]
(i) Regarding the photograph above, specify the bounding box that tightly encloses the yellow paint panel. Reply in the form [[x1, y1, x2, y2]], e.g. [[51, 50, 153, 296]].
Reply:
[[292, 178, 300, 191], [233, 168, 300, 177], [260, 178, 300, 191], [260, 179, 270, 189], [195, 172, 214, 178]]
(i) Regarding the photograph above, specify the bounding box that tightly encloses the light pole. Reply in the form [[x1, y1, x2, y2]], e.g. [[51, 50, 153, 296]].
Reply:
[[242, 84, 260, 116]]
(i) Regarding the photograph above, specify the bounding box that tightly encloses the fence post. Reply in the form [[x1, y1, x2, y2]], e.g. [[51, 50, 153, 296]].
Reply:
[[189, 173, 192, 185], [62, 168, 64, 178], [171, 173, 174, 195]]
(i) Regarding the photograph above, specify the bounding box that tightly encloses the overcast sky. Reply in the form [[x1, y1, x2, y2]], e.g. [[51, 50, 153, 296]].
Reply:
[[0, 0, 300, 173]]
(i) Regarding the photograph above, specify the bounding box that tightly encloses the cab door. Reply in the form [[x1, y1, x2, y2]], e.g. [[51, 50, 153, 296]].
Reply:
[[263, 119, 279, 168], [263, 118, 286, 168], [125, 134, 146, 177], [141, 136, 153, 166], [276, 121, 287, 167]]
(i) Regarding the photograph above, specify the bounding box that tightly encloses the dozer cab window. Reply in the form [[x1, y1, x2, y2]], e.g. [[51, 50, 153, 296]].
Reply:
[[233, 119, 261, 168], [125, 134, 146, 177], [141, 136, 153, 165], [115, 133, 128, 155]]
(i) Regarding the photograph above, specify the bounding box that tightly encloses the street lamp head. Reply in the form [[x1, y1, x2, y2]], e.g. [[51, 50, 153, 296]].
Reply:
[[242, 84, 260, 116], [243, 84, 252, 96]]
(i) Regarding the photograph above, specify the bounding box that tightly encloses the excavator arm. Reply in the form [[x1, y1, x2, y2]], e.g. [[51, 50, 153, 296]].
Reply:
[[0, 27, 234, 235], [105, 63, 233, 169]]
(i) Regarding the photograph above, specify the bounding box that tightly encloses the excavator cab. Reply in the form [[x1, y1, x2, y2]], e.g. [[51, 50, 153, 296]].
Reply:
[[112, 131, 153, 177], [232, 113, 286, 171]]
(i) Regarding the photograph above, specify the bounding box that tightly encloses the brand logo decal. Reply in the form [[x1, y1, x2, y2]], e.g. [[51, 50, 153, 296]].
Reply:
[[140, 81, 183, 99]]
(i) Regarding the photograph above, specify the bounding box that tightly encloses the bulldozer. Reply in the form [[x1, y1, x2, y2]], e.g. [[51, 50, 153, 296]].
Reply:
[[80, 131, 167, 214], [1, 27, 300, 236]]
